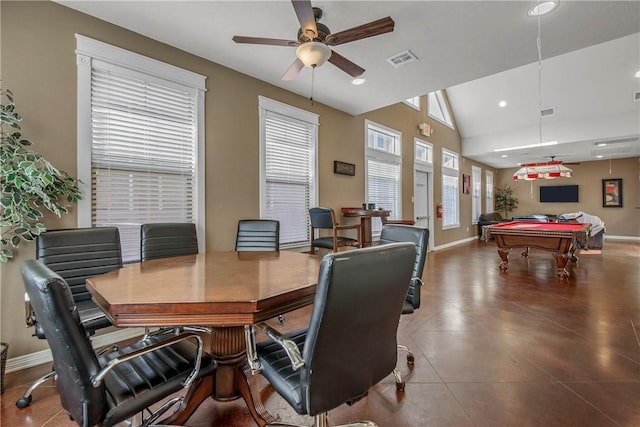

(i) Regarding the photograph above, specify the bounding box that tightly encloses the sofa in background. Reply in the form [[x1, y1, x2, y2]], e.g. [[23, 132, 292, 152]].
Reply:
[[478, 212, 510, 237], [558, 212, 605, 249]]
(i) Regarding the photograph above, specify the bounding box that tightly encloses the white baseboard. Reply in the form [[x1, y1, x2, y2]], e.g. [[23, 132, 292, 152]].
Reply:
[[5, 328, 145, 373], [433, 236, 479, 252], [604, 235, 640, 242]]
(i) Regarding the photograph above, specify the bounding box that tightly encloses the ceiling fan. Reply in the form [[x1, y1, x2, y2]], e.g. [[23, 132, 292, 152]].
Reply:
[[232, 0, 395, 81]]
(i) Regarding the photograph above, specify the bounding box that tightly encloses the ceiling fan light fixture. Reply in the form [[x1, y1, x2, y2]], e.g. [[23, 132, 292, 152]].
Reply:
[[296, 42, 331, 68], [527, 1, 559, 17]]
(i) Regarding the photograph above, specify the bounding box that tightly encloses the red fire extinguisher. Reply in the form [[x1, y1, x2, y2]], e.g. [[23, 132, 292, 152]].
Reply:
[[436, 203, 443, 219]]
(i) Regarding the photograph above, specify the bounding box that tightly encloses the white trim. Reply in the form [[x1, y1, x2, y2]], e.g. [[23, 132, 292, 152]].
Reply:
[[403, 96, 420, 111], [258, 95, 319, 125], [5, 328, 145, 373], [433, 236, 479, 252], [75, 34, 206, 90]]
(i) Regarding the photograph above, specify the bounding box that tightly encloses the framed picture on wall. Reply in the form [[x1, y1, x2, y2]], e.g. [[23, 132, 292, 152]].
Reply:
[[602, 178, 622, 207], [462, 174, 470, 194]]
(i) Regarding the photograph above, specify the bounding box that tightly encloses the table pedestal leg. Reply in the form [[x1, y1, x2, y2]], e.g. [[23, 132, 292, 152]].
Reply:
[[553, 252, 570, 279], [208, 326, 277, 426], [360, 217, 373, 247], [498, 248, 510, 271]]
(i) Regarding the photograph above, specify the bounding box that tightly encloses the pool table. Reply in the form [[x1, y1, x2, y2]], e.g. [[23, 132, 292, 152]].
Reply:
[[486, 221, 591, 279]]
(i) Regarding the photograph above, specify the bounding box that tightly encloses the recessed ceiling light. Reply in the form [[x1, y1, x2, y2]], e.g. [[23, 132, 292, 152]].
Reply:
[[498, 100, 507, 108], [501, 154, 508, 158], [596, 155, 604, 158], [635, 70, 640, 78], [351, 78, 366, 85], [596, 142, 607, 147], [527, 1, 559, 17]]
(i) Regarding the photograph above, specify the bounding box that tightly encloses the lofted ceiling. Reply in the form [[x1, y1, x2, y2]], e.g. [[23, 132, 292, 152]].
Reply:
[[56, 1, 640, 169]]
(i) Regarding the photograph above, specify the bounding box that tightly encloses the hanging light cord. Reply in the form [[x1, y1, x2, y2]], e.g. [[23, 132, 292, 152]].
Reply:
[[536, 0, 543, 147], [310, 65, 316, 106]]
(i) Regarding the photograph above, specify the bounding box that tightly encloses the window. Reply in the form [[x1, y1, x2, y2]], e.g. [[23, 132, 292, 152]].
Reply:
[[259, 96, 318, 248], [471, 166, 482, 224], [415, 140, 433, 165], [486, 170, 494, 213], [403, 96, 420, 110], [365, 120, 402, 236], [428, 90, 454, 129], [76, 35, 206, 263], [441, 148, 459, 229]]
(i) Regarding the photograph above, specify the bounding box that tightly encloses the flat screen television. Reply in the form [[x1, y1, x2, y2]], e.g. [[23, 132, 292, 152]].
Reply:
[[539, 185, 579, 203]]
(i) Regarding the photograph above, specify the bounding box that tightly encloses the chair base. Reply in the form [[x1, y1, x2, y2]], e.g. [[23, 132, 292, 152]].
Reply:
[[269, 412, 378, 427], [15, 369, 56, 408], [397, 344, 415, 365]]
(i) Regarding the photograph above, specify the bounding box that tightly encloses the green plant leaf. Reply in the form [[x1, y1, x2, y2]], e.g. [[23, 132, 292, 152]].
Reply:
[[10, 235, 21, 247]]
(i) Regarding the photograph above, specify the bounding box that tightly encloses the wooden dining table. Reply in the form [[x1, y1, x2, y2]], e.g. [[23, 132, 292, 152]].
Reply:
[[86, 250, 321, 426], [341, 207, 390, 247]]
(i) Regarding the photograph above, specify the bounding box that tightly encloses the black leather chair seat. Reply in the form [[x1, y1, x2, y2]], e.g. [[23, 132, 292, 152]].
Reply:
[[256, 329, 307, 414], [312, 236, 358, 250], [402, 301, 414, 314], [99, 331, 217, 426]]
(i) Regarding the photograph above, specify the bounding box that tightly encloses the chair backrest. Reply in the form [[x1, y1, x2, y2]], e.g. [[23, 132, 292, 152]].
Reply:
[[235, 219, 280, 251], [300, 243, 416, 416], [140, 223, 198, 261], [22, 259, 105, 426], [36, 227, 123, 303], [379, 224, 429, 310], [309, 207, 336, 230]]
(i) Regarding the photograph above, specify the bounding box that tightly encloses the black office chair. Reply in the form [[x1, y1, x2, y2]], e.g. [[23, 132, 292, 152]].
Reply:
[[379, 224, 429, 390], [309, 207, 361, 254], [245, 243, 416, 426], [17, 227, 123, 409], [21, 259, 217, 427], [235, 219, 280, 251], [140, 222, 198, 261]]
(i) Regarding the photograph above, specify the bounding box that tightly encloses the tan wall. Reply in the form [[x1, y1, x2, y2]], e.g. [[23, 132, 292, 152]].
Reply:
[[1, 1, 485, 359], [496, 157, 640, 237]]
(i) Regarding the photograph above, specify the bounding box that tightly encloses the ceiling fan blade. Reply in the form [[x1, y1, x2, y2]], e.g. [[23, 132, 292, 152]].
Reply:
[[328, 50, 365, 78], [282, 58, 305, 81], [325, 17, 395, 46], [232, 36, 299, 47], [291, 0, 318, 40]]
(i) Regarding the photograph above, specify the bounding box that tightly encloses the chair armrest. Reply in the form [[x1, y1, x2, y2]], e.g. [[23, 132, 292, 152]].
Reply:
[[92, 332, 204, 388], [255, 322, 304, 371]]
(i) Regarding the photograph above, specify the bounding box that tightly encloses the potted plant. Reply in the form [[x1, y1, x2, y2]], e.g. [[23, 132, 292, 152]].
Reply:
[[1, 89, 81, 262], [495, 184, 518, 220]]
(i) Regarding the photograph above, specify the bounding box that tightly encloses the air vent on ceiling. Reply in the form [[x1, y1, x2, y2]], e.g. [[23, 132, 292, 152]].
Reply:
[[634, 91, 640, 102], [540, 107, 555, 117], [386, 50, 418, 68]]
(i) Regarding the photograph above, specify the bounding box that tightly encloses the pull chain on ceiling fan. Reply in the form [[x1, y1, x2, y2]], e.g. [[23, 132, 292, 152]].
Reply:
[[232, 0, 395, 81]]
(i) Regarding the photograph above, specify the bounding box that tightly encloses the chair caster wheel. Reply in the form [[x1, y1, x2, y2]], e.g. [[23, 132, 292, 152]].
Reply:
[[406, 354, 415, 365], [396, 381, 405, 392], [16, 395, 32, 409]]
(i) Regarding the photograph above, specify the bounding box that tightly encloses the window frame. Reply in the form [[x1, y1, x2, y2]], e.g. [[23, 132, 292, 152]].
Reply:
[[258, 96, 319, 249], [76, 34, 206, 260], [441, 148, 460, 230], [471, 165, 482, 225], [365, 120, 403, 236], [403, 96, 421, 111], [428, 90, 455, 129], [486, 170, 494, 214]]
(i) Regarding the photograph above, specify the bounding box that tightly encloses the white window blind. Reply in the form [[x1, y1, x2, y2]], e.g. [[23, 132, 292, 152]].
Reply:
[[471, 166, 482, 224], [486, 170, 494, 213], [77, 35, 205, 263], [259, 96, 318, 248], [441, 148, 459, 229], [263, 111, 315, 246], [365, 120, 402, 236]]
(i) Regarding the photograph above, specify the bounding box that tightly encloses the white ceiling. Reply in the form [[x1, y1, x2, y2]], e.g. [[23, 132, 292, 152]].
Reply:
[[56, 0, 640, 169]]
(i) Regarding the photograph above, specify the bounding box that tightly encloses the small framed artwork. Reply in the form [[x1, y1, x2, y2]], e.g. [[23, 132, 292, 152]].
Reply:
[[602, 178, 623, 207], [462, 174, 470, 194], [334, 160, 355, 176]]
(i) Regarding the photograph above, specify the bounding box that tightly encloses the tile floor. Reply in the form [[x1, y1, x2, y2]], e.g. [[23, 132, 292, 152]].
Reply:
[[1, 239, 639, 426]]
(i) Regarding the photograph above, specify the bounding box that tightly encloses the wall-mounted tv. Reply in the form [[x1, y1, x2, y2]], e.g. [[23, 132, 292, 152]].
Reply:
[[539, 185, 579, 203]]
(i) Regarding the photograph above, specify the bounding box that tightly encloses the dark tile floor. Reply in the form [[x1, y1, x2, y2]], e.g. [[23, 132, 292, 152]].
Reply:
[[2, 239, 639, 426]]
